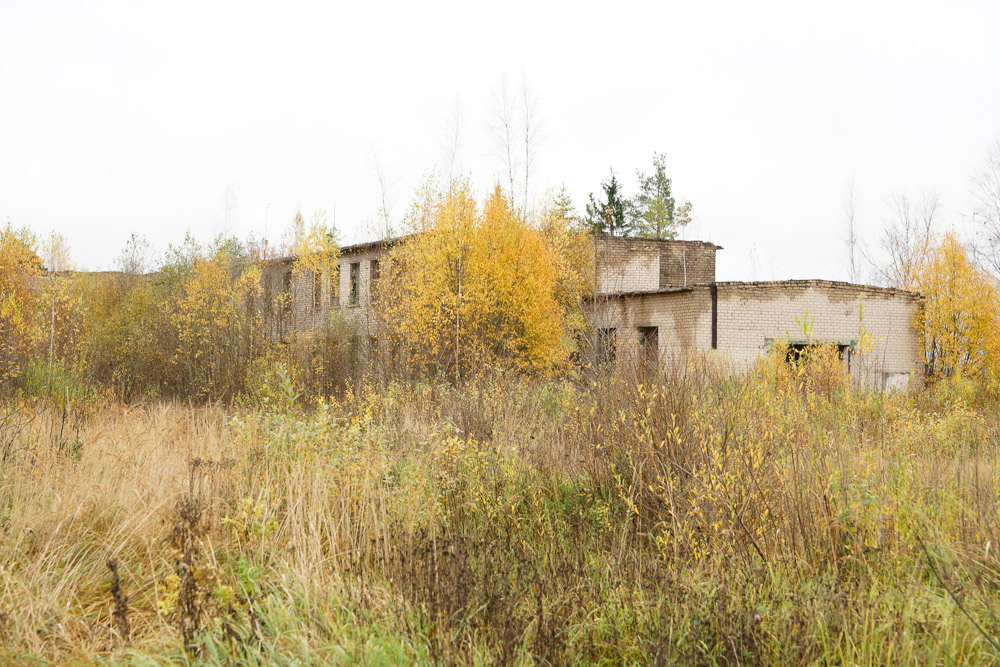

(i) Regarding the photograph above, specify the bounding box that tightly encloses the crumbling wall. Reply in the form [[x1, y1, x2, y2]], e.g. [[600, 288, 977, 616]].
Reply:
[[334, 246, 384, 328], [587, 279, 923, 389], [593, 236, 719, 294], [713, 281, 922, 388], [657, 241, 718, 288], [261, 243, 388, 339], [594, 238, 661, 294], [584, 288, 712, 363]]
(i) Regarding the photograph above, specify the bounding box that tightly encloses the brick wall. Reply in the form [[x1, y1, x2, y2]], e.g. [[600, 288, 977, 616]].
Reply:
[[593, 236, 719, 294], [594, 238, 660, 293], [657, 241, 717, 287], [588, 279, 923, 389], [713, 281, 922, 387], [588, 289, 712, 359], [261, 242, 388, 339]]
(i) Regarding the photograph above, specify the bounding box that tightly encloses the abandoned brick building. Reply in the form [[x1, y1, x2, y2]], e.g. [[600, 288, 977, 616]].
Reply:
[[265, 235, 924, 389], [588, 236, 922, 390], [262, 239, 386, 342]]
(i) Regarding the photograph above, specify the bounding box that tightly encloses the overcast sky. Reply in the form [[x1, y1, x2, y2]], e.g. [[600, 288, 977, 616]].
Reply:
[[2, 0, 999, 280]]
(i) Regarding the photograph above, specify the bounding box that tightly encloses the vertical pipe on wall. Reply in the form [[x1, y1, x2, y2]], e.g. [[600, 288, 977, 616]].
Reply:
[[710, 283, 718, 350]]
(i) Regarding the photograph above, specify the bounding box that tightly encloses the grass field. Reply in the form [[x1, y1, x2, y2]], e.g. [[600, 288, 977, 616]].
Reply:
[[2, 356, 1000, 665]]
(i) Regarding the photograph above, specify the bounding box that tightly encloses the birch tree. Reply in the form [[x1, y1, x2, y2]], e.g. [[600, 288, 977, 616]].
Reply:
[[914, 232, 1000, 379], [874, 192, 938, 289], [379, 183, 581, 377], [973, 140, 1000, 278], [844, 180, 860, 282]]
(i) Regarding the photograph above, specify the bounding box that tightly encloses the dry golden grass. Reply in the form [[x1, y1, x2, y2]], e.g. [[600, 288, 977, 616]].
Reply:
[[1, 403, 231, 658], [1, 357, 1000, 664]]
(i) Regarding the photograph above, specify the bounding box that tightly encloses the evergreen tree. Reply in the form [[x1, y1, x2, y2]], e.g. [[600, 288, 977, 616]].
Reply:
[[585, 171, 633, 236], [551, 185, 576, 222], [545, 185, 581, 231], [633, 152, 677, 238]]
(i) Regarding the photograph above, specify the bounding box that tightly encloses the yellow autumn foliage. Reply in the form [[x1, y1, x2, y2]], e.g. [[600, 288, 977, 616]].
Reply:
[[379, 184, 589, 376], [170, 250, 264, 399], [71, 236, 269, 400], [0, 225, 43, 389], [288, 211, 340, 279], [913, 232, 1000, 380]]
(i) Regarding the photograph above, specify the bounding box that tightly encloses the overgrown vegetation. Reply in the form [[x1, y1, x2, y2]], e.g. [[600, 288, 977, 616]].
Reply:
[[380, 183, 591, 377], [1, 353, 1000, 664], [0, 186, 593, 401], [4, 182, 1000, 663], [0, 218, 355, 403]]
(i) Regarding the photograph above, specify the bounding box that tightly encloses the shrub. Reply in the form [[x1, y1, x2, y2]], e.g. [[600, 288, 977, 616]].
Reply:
[[19, 358, 96, 406]]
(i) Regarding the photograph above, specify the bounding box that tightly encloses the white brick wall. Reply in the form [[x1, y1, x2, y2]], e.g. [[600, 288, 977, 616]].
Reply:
[[593, 236, 720, 293], [596, 245, 661, 293], [713, 282, 922, 386], [588, 280, 923, 388]]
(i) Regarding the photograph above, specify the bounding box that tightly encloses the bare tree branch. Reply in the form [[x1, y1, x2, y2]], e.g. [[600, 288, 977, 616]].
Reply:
[[844, 179, 859, 283], [972, 140, 1000, 278], [872, 191, 938, 289], [521, 77, 541, 214], [491, 75, 518, 202], [441, 95, 463, 187], [372, 150, 397, 239]]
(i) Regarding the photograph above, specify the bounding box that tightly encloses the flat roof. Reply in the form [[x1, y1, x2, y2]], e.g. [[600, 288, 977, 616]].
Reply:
[[265, 236, 400, 266], [592, 234, 723, 250], [589, 286, 695, 300], [712, 279, 921, 299], [603, 279, 921, 300]]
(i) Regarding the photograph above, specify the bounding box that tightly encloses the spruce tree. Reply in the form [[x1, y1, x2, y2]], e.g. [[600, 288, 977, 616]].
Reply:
[[633, 152, 677, 238], [585, 171, 633, 236]]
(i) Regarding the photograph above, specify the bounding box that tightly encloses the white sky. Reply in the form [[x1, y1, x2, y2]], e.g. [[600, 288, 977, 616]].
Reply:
[[2, 0, 999, 281]]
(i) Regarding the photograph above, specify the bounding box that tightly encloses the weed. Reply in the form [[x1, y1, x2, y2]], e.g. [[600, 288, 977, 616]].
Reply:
[[2, 360, 1000, 663], [106, 558, 130, 645], [160, 493, 220, 654]]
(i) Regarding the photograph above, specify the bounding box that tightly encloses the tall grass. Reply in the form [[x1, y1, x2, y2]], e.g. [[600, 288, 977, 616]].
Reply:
[[1, 351, 999, 664]]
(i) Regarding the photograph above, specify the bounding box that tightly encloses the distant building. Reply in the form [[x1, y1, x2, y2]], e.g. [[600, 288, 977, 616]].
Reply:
[[267, 234, 924, 389], [261, 239, 387, 342]]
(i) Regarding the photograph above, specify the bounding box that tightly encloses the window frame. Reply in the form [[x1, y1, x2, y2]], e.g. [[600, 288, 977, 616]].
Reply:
[[329, 265, 340, 306], [349, 262, 360, 305]]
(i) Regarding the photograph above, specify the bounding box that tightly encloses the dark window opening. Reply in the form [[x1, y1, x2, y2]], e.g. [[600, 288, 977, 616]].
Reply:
[[638, 326, 658, 365], [349, 262, 360, 305], [282, 270, 292, 316], [329, 267, 339, 305], [370, 259, 380, 299], [785, 342, 854, 372]]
